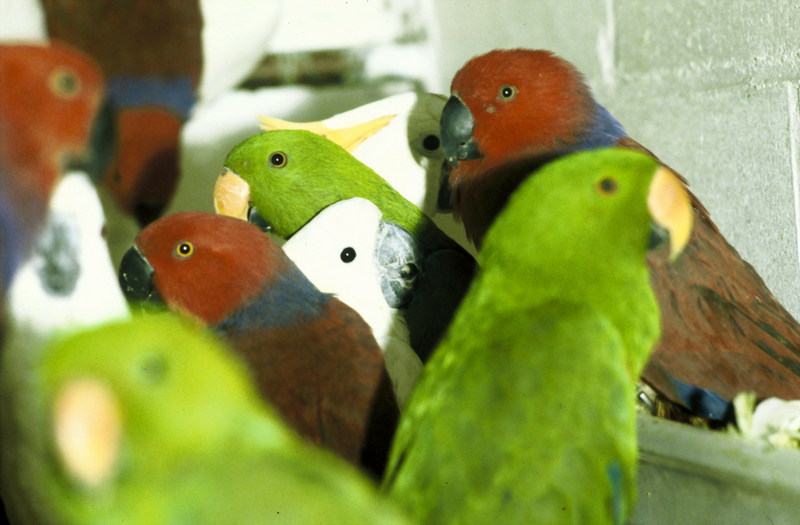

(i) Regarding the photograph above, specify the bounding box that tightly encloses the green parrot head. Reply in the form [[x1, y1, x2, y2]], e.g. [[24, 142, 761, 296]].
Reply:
[[39, 313, 290, 507], [216, 129, 411, 238], [482, 147, 691, 274], [23, 312, 413, 524]]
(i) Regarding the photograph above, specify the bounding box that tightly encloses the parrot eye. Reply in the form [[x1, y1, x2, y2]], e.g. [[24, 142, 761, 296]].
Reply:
[[340, 247, 356, 263], [596, 177, 619, 196], [49, 67, 81, 99], [269, 151, 288, 168], [422, 135, 441, 151], [138, 354, 168, 384], [497, 85, 517, 101], [175, 241, 194, 258]]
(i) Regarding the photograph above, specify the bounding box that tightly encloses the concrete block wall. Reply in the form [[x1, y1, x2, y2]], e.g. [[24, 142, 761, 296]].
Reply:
[[431, 0, 800, 319]]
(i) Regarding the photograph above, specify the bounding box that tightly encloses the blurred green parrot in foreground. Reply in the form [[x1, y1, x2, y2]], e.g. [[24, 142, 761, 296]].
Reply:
[[383, 148, 693, 525], [215, 129, 476, 361], [2, 313, 412, 525]]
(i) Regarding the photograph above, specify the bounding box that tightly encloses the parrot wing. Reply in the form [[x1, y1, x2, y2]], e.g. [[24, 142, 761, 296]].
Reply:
[[385, 301, 637, 525]]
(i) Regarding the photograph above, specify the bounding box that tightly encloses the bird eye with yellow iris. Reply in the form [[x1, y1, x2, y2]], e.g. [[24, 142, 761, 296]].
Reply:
[[49, 67, 81, 99], [497, 84, 517, 101], [174, 241, 194, 259]]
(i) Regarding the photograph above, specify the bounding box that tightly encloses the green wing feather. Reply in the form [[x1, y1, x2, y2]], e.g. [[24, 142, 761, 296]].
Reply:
[[385, 300, 637, 525]]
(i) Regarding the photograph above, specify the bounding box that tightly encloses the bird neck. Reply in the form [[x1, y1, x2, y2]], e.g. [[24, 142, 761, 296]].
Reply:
[[452, 157, 547, 248], [574, 103, 628, 151], [215, 265, 329, 334], [0, 165, 49, 286]]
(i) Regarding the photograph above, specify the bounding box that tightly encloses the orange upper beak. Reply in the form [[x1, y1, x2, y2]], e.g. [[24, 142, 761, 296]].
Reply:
[[647, 165, 693, 260], [54, 378, 122, 488], [213, 168, 250, 220]]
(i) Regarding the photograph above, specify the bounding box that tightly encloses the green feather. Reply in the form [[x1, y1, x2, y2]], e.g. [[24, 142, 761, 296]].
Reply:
[[3, 313, 411, 524], [224, 129, 462, 254], [383, 148, 664, 525]]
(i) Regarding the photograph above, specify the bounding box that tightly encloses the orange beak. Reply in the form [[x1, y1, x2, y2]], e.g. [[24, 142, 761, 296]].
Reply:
[[647, 166, 693, 260]]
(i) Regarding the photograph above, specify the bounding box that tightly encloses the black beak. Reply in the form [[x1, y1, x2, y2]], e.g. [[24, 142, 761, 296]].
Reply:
[[118, 246, 161, 304], [247, 206, 275, 234], [441, 95, 482, 168], [68, 98, 116, 183], [648, 222, 670, 251]]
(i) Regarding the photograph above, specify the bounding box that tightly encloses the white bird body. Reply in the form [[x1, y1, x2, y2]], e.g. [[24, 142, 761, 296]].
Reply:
[[283, 198, 422, 408]]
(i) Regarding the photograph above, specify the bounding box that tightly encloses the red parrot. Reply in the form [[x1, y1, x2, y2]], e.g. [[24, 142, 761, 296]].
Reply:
[[41, 0, 203, 226], [440, 48, 800, 421], [118, 211, 398, 477], [0, 41, 109, 293], [0, 42, 108, 523]]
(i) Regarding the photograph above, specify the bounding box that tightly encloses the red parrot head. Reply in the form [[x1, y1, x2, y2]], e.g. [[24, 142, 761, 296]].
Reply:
[[0, 41, 114, 284], [0, 42, 109, 198], [119, 212, 286, 326], [442, 49, 594, 181]]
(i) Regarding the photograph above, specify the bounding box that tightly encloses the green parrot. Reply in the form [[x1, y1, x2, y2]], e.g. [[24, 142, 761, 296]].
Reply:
[[216, 129, 461, 254], [216, 129, 477, 361], [382, 148, 693, 525], [1, 313, 412, 525]]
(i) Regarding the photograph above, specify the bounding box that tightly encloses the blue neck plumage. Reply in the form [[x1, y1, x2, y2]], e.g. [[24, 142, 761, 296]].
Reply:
[[575, 103, 628, 150], [0, 191, 24, 290], [215, 265, 330, 334], [108, 75, 196, 120]]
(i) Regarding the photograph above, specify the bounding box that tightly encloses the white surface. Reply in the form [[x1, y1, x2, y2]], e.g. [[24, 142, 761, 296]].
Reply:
[[634, 413, 800, 525], [0, 0, 46, 42], [197, 0, 283, 103]]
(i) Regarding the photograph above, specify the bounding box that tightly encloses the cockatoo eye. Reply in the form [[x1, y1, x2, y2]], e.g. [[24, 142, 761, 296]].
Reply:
[[497, 85, 517, 101], [269, 151, 287, 168], [422, 135, 441, 151], [175, 241, 194, 258], [596, 177, 619, 196], [340, 247, 356, 263], [49, 67, 81, 99], [399, 263, 419, 279]]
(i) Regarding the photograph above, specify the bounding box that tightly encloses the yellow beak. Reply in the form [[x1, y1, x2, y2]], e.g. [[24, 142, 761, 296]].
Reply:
[[214, 169, 250, 220], [54, 378, 122, 488], [647, 165, 693, 260], [258, 114, 396, 152]]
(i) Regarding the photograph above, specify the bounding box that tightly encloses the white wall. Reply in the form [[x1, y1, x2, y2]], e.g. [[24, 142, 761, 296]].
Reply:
[[433, 0, 800, 319]]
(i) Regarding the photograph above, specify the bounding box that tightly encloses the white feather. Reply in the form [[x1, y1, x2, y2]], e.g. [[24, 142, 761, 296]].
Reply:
[[283, 197, 422, 408], [6, 172, 129, 337]]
